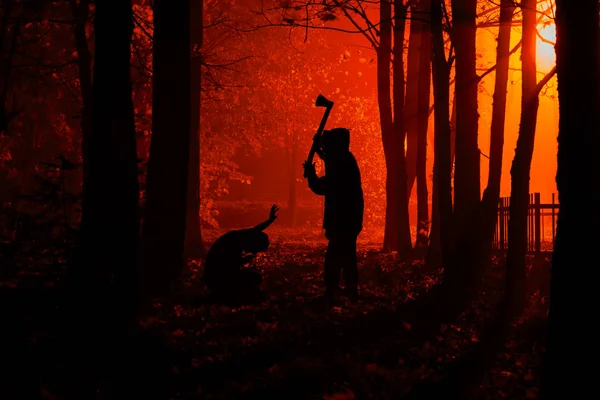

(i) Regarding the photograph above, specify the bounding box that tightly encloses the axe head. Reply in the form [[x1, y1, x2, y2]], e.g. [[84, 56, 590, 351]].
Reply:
[[315, 94, 334, 108]]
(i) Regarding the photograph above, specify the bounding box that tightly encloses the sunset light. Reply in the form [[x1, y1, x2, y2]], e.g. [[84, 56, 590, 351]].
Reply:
[[537, 22, 556, 68], [2, 0, 598, 398]]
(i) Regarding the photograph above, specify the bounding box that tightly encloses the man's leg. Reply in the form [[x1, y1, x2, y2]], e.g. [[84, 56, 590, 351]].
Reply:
[[324, 237, 342, 296], [342, 235, 359, 299]]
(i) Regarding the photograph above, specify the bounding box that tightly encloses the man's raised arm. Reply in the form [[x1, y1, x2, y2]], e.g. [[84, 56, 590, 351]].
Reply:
[[303, 161, 327, 195]]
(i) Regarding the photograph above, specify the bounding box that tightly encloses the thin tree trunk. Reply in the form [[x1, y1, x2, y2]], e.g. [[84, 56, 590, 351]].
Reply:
[[405, 4, 421, 200], [0, 1, 12, 49], [428, 87, 450, 263], [432, 87, 453, 252], [380, 0, 398, 252], [477, 0, 515, 264], [287, 131, 299, 227], [415, 0, 431, 251], [392, 1, 412, 256], [505, 0, 538, 317], [427, 169, 440, 265], [70, 0, 92, 196], [185, 0, 204, 258], [0, 3, 20, 134], [544, 0, 600, 397], [449, 0, 479, 288], [449, 88, 456, 170], [428, 0, 453, 269], [141, 0, 191, 301], [17, 117, 35, 193]]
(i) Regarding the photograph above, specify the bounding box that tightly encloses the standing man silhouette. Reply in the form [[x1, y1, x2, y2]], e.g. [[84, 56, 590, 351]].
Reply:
[[303, 128, 364, 302]]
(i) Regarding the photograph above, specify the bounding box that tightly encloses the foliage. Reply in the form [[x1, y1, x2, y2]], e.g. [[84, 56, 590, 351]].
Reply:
[[17, 156, 80, 238], [130, 1, 255, 228], [2, 156, 81, 277], [1, 0, 390, 231], [210, 17, 387, 226], [0, 232, 550, 398]]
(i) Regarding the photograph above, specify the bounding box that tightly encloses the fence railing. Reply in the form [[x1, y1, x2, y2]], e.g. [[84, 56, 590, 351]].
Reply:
[[492, 193, 559, 254]]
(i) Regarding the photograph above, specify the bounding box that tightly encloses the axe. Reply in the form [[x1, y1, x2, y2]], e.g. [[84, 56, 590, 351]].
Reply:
[[305, 94, 334, 165]]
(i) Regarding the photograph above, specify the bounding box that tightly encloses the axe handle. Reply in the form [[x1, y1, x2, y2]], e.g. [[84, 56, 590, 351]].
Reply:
[[306, 105, 333, 164]]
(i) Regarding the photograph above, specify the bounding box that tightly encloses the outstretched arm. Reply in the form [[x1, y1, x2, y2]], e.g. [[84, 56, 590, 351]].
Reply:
[[252, 204, 279, 231]]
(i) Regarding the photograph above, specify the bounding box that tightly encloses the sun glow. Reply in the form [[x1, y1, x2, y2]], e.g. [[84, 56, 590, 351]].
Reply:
[[536, 22, 556, 69]]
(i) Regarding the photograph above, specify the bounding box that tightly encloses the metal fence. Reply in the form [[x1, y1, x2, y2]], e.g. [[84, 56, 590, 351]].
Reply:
[[493, 193, 559, 254]]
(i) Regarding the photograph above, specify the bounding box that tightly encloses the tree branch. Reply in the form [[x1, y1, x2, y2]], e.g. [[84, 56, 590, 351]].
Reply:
[[334, 0, 379, 49], [477, 38, 523, 82], [535, 65, 557, 95]]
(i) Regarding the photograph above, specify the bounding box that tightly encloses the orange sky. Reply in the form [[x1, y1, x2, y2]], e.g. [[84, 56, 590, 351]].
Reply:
[[387, 5, 557, 204], [220, 3, 560, 225], [478, 16, 558, 204], [314, 10, 559, 204]]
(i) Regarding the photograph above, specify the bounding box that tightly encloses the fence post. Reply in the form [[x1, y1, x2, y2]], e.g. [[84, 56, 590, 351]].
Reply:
[[552, 193, 556, 246], [500, 197, 505, 251], [535, 193, 541, 254], [531, 193, 534, 251]]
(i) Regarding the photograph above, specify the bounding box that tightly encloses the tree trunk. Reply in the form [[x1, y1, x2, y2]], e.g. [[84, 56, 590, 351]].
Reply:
[[428, 0, 453, 269], [544, 1, 600, 397], [141, 0, 191, 301], [428, 87, 451, 264], [392, 1, 412, 256], [73, 0, 139, 322], [415, 0, 431, 252], [505, 0, 537, 317], [449, 0, 479, 288], [427, 175, 440, 266], [405, 4, 421, 200], [477, 0, 514, 264], [185, 0, 204, 258], [16, 116, 35, 194], [427, 86, 453, 256], [70, 0, 93, 196], [450, 0, 479, 220], [0, 2, 20, 135], [449, 88, 456, 169], [68, 4, 140, 393], [287, 131, 299, 227], [379, 0, 397, 252]]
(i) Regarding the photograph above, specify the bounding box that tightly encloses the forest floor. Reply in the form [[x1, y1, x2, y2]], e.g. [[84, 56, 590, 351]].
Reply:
[[0, 228, 550, 399]]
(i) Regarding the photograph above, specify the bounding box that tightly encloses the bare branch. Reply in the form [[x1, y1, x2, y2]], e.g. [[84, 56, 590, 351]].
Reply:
[[133, 13, 153, 40], [477, 38, 523, 82], [333, 0, 379, 48], [535, 65, 557, 95], [536, 28, 555, 45]]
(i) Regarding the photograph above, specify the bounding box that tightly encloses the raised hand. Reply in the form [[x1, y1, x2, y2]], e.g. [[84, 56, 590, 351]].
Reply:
[[252, 204, 279, 231], [269, 204, 279, 221], [303, 161, 316, 178], [315, 147, 327, 161]]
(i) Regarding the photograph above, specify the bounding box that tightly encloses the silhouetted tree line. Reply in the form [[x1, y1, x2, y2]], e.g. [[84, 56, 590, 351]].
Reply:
[[1, 1, 597, 397]]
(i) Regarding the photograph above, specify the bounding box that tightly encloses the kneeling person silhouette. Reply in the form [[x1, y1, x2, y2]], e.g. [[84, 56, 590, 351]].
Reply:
[[203, 205, 279, 299]]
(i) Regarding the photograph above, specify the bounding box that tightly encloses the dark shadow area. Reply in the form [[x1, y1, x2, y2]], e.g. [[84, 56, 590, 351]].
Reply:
[[0, 244, 550, 399]]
